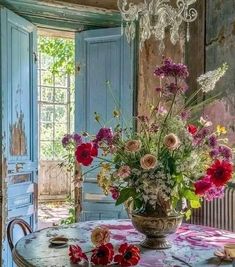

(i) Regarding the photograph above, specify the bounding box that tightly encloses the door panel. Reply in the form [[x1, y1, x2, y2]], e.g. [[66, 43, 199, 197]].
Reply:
[[75, 28, 134, 221], [0, 8, 38, 267]]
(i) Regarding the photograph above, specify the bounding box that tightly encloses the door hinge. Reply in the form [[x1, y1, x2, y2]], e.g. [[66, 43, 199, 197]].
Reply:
[[33, 52, 38, 63]]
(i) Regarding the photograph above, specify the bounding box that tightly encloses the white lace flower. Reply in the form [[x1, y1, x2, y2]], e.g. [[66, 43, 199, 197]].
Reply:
[[197, 63, 228, 93]]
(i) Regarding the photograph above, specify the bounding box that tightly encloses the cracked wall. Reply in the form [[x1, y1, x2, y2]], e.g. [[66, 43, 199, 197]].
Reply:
[[204, 0, 235, 145]]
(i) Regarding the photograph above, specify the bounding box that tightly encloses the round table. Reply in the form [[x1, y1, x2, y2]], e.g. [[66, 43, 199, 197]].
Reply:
[[13, 219, 235, 267]]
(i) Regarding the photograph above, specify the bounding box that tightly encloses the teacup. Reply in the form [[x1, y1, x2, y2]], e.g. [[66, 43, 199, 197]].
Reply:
[[224, 243, 235, 258]]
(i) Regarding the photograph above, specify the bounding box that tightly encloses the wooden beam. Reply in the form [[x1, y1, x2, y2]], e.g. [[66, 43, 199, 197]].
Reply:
[[38, 28, 75, 39], [0, 0, 121, 29]]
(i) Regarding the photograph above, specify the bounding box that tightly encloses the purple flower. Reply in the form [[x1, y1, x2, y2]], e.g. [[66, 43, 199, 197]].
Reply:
[[154, 58, 189, 79], [208, 134, 217, 148], [149, 123, 159, 133], [95, 128, 113, 145], [218, 145, 233, 160], [73, 133, 82, 146], [205, 185, 225, 201], [137, 115, 149, 123], [210, 148, 219, 158], [62, 134, 73, 147], [201, 128, 210, 138], [180, 110, 190, 121]]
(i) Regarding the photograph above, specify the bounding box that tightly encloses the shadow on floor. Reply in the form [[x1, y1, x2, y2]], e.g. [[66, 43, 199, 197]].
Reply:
[[38, 203, 70, 229]]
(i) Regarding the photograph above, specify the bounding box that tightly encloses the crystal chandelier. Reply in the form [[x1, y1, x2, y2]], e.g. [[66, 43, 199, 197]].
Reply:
[[117, 0, 198, 51]]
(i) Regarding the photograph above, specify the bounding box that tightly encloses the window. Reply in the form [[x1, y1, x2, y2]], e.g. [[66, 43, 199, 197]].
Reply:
[[38, 36, 74, 160]]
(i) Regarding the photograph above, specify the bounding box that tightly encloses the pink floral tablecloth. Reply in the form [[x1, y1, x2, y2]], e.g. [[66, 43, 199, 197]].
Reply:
[[81, 220, 235, 266], [15, 219, 235, 266]]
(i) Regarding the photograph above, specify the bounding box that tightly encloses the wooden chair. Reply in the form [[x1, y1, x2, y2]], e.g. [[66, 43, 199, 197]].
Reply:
[[7, 218, 32, 252]]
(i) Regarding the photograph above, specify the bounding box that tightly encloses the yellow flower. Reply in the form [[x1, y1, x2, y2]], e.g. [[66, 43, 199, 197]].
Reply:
[[91, 226, 110, 247], [102, 163, 111, 172], [216, 125, 227, 135]]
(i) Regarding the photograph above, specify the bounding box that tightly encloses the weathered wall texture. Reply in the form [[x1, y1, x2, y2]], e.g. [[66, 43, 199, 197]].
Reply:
[[204, 0, 235, 145], [138, 36, 185, 116]]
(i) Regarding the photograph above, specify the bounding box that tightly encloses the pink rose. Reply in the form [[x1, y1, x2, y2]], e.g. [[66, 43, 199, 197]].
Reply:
[[140, 154, 157, 170], [125, 140, 142, 153]]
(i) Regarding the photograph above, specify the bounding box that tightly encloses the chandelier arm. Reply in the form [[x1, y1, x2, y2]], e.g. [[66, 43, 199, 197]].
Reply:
[[117, 0, 198, 51]]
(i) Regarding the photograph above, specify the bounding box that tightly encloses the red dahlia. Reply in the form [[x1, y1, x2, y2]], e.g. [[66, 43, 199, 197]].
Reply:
[[194, 176, 212, 196], [68, 245, 88, 264], [91, 243, 114, 266], [75, 142, 98, 166], [114, 243, 140, 266], [187, 124, 197, 135], [207, 160, 233, 186]]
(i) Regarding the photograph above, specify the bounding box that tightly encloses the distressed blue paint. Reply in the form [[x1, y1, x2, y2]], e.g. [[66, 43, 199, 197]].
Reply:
[[0, 7, 37, 267], [0, 0, 121, 30], [75, 27, 134, 221]]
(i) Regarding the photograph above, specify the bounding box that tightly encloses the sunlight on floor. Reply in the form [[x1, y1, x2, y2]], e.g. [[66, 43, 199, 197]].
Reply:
[[38, 203, 70, 229]]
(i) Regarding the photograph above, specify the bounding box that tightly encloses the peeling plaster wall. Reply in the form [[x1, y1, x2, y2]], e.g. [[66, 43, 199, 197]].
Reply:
[[204, 0, 235, 145]]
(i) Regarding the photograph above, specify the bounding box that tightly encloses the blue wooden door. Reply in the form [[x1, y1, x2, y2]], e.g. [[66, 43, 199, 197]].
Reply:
[[0, 8, 38, 267], [75, 28, 134, 221]]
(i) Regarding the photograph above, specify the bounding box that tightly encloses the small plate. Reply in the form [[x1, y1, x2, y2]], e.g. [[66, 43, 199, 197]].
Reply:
[[214, 249, 232, 262], [49, 237, 68, 247]]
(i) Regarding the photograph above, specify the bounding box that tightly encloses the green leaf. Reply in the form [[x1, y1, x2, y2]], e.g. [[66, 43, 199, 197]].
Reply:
[[183, 189, 199, 201], [134, 198, 143, 210], [190, 199, 201, 209], [115, 188, 136, 206], [185, 209, 192, 221]]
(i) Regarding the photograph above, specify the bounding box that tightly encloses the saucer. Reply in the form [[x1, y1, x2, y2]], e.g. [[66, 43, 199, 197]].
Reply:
[[49, 236, 68, 248]]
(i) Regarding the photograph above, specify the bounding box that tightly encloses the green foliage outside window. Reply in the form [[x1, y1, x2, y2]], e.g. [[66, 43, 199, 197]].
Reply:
[[38, 36, 75, 160], [39, 36, 75, 76]]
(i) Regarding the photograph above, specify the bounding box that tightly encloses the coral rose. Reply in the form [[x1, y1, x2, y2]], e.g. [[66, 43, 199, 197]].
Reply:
[[164, 133, 180, 150], [91, 226, 111, 247], [140, 154, 157, 170], [125, 140, 142, 153]]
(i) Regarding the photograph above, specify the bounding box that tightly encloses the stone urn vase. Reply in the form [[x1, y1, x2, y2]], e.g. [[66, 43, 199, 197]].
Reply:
[[129, 211, 183, 249]]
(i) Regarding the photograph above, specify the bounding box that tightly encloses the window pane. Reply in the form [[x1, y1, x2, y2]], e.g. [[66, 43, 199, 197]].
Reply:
[[41, 70, 53, 85], [53, 141, 65, 159], [41, 53, 53, 69], [41, 104, 54, 123], [41, 87, 54, 102], [54, 105, 67, 123], [55, 74, 67, 87], [40, 123, 53, 141], [54, 123, 68, 141], [40, 141, 54, 159], [54, 88, 67, 103]]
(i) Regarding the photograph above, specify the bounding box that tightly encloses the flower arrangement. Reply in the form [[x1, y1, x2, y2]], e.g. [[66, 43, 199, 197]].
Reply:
[[69, 226, 140, 266], [62, 58, 234, 219]]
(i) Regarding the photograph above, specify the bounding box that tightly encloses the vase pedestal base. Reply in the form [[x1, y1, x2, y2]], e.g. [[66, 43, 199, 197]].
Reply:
[[141, 236, 171, 250]]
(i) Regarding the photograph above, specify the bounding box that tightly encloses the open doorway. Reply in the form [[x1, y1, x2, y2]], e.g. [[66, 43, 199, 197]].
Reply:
[[37, 29, 75, 228]]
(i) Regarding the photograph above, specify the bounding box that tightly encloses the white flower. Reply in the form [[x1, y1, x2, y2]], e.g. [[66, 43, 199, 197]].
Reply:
[[197, 63, 228, 93], [199, 116, 212, 127]]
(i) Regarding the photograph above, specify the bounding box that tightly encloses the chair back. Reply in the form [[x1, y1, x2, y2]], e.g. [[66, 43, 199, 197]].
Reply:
[[7, 219, 32, 251]]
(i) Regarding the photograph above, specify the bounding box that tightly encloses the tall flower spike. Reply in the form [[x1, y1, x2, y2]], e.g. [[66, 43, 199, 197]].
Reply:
[[197, 63, 228, 93]]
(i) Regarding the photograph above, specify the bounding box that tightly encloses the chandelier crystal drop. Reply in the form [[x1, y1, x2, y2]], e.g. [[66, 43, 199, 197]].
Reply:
[[117, 0, 198, 51]]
